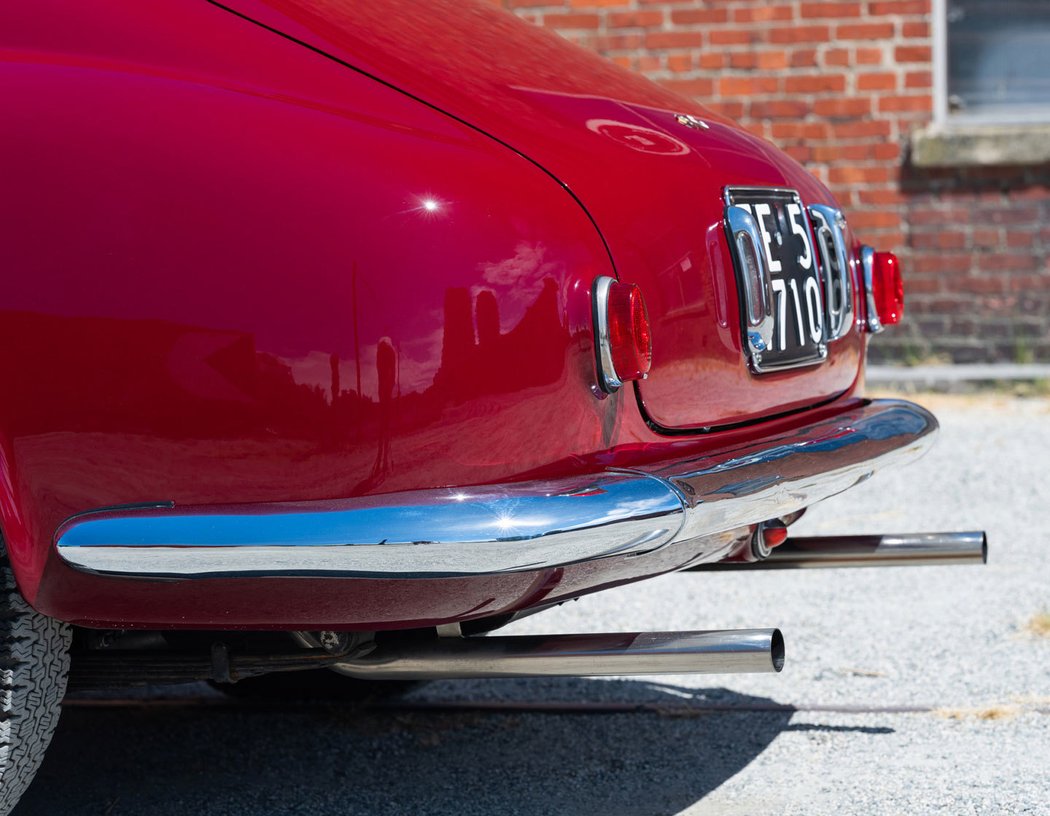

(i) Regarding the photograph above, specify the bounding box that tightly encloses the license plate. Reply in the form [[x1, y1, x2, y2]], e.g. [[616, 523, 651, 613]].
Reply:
[[724, 187, 827, 373]]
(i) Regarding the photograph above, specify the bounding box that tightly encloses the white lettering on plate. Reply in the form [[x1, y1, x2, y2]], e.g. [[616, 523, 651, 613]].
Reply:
[[786, 203, 812, 270], [751, 203, 783, 273], [771, 278, 787, 351]]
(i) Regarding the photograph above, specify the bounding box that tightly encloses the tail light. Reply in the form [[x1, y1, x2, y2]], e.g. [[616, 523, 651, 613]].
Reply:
[[873, 251, 904, 326], [593, 276, 652, 392], [860, 246, 905, 332]]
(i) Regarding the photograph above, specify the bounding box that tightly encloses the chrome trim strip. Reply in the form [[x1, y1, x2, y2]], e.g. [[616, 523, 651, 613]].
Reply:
[[592, 275, 622, 392], [860, 244, 884, 334], [724, 203, 774, 365], [55, 400, 937, 580], [808, 204, 854, 341]]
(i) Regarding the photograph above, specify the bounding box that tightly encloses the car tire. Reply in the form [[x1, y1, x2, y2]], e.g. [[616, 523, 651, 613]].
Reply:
[[0, 542, 72, 816]]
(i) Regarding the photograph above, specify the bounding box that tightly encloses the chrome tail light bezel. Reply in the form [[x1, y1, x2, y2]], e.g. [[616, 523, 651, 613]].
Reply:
[[808, 204, 855, 342], [859, 245, 884, 334]]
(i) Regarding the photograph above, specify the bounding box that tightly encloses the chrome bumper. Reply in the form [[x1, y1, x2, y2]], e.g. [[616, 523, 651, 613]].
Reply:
[[55, 399, 937, 579]]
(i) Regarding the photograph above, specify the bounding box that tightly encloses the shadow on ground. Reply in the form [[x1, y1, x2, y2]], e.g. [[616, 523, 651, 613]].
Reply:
[[16, 679, 891, 816]]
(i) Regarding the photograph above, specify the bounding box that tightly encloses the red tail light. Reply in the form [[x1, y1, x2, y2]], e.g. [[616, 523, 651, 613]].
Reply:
[[872, 251, 904, 326], [594, 277, 652, 392], [861, 246, 905, 332]]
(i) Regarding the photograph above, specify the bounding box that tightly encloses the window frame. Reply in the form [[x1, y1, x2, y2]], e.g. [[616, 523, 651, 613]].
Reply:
[[934, 0, 1050, 127]]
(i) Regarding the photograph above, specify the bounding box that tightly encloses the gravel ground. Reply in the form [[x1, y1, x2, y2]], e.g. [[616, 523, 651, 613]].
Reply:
[[14, 393, 1050, 815]]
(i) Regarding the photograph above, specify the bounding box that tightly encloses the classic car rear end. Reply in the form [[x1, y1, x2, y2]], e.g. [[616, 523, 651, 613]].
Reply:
[[0, 1, 984, 811]]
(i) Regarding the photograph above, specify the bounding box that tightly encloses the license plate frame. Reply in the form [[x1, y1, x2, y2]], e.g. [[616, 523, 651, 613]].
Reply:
[[724, 187, 828, 374]]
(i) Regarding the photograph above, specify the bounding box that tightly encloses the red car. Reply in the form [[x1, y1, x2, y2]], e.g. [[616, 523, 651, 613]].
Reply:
[[0, 1, 985, 810]]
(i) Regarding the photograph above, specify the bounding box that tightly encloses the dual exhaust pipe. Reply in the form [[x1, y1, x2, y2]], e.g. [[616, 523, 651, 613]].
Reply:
[[689, 531, 988, 571], [333, 628, 785, 680], [332, 531, 984, 681]]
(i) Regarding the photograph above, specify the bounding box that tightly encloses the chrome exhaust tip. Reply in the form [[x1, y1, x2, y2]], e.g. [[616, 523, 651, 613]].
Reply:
[[690, 531, 988, 571], [332, 628, 785, 680]]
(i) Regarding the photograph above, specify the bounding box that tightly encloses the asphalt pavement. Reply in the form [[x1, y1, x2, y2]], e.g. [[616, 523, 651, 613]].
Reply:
[[15, 392, 1050, 815]]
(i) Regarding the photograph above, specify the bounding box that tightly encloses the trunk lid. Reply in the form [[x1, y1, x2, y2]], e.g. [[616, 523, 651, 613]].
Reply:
[[219, 0, 864, 431]]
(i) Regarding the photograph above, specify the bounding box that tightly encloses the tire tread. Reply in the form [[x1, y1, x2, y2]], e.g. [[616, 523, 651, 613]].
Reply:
[[0, 542, 71, 815]]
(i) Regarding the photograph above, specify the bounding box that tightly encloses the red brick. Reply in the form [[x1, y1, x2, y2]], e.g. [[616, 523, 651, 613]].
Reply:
[[911, 231, 966, 250], [877, 94, 933, 113], [857, 188, 907, 205], [812, 143, 872, 161], [909, 206, 966, 225], [828, 119, 893, 138], [785, 74, 847, 93], [955, 278, 1007, 295], [660, 78, 716, 97], [902, 21, 930, 38], [732, 5, 794, 23], [544, 13, 601, 29], [857, 72, 898, 91], [910, 253, 973, 273], [828, 164, 893, 184], [814, 96, 873, 117], [670, 8, 729, 25], [848, 210, 901, 230], [709, 29, 759, 45], [837, 23, 895, 39], [784, 145, 813, 163], [698, 52, 728, 69], [771, 121, 831, 140], [757, 49, 791, 69], [588, 34, 643, 49], [987, 254, 1037, 272], [750, 99, 812, 119], [791, 48, 820, 66], [895, 45, 932, 63], [645, 31, 705, 48], [824, 48, 851, 66], [971, 229, 1002, 250], [609, 11, 664, 28], [769, 25, 832, 44], [856, 47, 885, 65], [704, 100, 746, 119], [1008, 275, 1050, 291], [905, 71, 932, 89], [801, 2, 863, 17], [666, 53, 693, 72], [873, 142, 902, 160], [868, 0, 930, 13], [1005, 231, 1037, 248], [719, 76, 781, 96], [729, 51, 758, 69], [903, 277, 943, 295]]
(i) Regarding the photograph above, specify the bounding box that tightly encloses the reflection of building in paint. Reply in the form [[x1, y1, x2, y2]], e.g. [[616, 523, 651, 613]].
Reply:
[[433, 279, 568, 401]]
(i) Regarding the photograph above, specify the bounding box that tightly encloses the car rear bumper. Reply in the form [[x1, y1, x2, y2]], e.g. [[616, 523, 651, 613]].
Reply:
[[56, 399, 936, 581]]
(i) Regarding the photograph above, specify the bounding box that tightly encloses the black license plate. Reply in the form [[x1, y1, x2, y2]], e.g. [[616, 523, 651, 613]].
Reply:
[[725, 187, 827, 372]]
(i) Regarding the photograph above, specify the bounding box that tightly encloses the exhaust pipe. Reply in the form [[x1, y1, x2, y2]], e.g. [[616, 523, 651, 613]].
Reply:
[[331, 629, 784, 679], [690, 531, 987, 571]]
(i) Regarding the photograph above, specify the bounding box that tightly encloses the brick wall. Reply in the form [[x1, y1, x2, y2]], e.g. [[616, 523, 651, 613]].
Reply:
[[500, 0, 1050, 363]]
